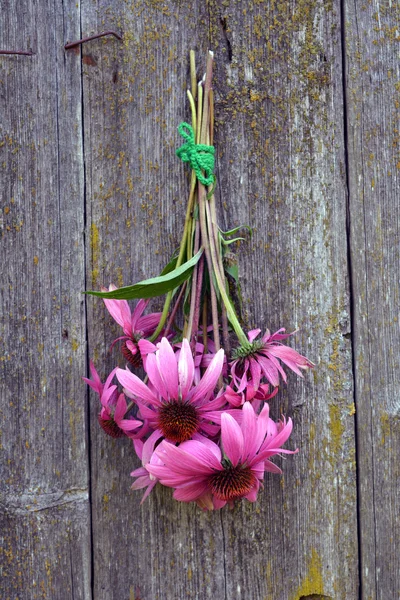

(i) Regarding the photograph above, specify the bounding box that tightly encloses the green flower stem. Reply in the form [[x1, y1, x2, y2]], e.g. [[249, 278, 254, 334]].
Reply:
[[204, 189, 249, 349], [186, 220, 200, 340], [190, 50, 197, 102], [197, 52, 221, 353], [209, 212, 230, 351], [198, 182, 221, 351], [149, 291, 173, 342]]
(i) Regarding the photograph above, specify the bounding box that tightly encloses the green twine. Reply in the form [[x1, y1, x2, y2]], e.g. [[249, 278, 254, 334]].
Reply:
[[176, 122, 215, 187]]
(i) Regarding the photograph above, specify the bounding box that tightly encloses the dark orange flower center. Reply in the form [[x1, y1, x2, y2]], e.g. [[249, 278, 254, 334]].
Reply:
[[121, 341, 142, 368], [158, 401, 199, 443], [209, 464, 256, 501], [98, 415, 125, 438]]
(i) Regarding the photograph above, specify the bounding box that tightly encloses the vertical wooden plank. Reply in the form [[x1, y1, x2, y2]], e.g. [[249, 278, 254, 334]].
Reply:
[[345, 2, 400, 598], [0, 2, 91, 599], [83, 1, 358, 598]]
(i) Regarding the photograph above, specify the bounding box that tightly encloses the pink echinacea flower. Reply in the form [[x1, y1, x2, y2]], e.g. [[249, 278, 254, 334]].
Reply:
[[83, 361, 144, 438], [231, 328, 314, 391], [102, 285, 161, 367], [116, 337, 226, 443], [147, 401, 297, 510]]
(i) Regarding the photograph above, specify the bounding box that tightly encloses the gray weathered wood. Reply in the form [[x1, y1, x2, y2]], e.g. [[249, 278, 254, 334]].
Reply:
[[83, 1, 358, 599], [345, 1, 400, 598], [0, 2, 91, 599], [4, 0, 399, 598]]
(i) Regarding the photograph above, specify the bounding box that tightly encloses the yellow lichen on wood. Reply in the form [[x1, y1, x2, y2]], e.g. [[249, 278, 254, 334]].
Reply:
[[292, 548, 325, 599], [328, 404, 345, 458], [90, 222, 100, 286]]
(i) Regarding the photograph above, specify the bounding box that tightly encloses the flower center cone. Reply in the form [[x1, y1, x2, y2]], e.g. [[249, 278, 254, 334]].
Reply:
[[158, 401, 199, 443], [210, 465, 256, 501]]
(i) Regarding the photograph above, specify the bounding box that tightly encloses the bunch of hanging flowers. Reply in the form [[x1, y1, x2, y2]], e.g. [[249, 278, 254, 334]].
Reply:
[[84, 51, 313, 511]]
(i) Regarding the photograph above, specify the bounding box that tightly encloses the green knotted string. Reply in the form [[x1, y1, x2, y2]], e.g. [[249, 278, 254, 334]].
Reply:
[[176, 122, 215, 187]]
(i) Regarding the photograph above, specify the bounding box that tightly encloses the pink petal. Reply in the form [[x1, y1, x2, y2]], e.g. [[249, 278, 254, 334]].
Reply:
[[212, 497, 227, 510], [249, 358, 262, 391], [137, 312, 162, 335], [257, 356, 282, 387], [140, 479, 158, 503], [264, 460, 282, 474], [178, 339, 195, 399], [114, 393, 127, 422], [244, 478, 260, 502], [142, 429, 163, 466], [82, 361, 103, 395], [138, 339, 158, 356], [157, 337, 179, 400], [116, 368, 158, 405], [221, 413, 244, 467], [248, 328, 261, 343], [191, 434, 222, 462], [241, 402, 258, 460], [131, 299, 148, 329], [103, 285, 133, 337], [145, 353, 168, 400], [188, 348, 224, 405], [119, 418, 143, 432], [131, 474, 152, 490], [155, 442, 217, 475], [133, 439, 143, 461], [173, 480, 210, 502]]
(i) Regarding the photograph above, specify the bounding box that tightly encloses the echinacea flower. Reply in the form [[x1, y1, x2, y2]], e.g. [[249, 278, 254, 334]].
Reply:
[[83, 361, 144, 438], [147, 401, 297, 510], [130, 430, 164, 502], [224, 382, 278, 411], [230, 328, 314, 391], [116, 337, 226, 443], [102, 285, 161, 367]]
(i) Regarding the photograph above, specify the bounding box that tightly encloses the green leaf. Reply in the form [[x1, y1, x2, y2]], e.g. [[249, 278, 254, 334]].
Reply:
[[221, 236, 246, 246], [219, 224, 253, 238], [225, 262, 239, 283], [160, 253, 179, 276], [85, 249, 203, 300]]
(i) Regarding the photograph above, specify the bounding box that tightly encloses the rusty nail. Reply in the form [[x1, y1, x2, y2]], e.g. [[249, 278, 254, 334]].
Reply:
[[0, 50, 35, 56], [65, 30, 122, 50]]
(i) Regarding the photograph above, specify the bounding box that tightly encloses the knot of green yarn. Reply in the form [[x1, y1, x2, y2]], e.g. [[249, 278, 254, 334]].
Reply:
[[176, 122, 215, 187]]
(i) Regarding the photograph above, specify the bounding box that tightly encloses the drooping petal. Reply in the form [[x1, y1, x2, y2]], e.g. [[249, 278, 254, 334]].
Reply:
[[145, 352, 168, 400], [257, 355, 282, 387], [188, 348, 224, 405], [119, 418, 143, 433], [82, 361, 103, 395], [116, 368, 158, 405], [142, 429, 164, 466], [157, 337, 179, 400], [249, 358, 262, 391], [220, 413, 244, 467], [241, 402, 258, 460], [264, 460, 283, 474], [136, 312, 162, 335], [178, 339, 195, 399], [154, 441, 217, 475], [130, 299, 148, 329], [248, 328, 261, 342], [173, 480, 210, 502], [103, 285, 133, 337], [113, 393, 128, 422]]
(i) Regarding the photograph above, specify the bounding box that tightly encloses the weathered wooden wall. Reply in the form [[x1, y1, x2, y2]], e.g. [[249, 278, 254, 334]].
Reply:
[[1, 1, 399, 599]]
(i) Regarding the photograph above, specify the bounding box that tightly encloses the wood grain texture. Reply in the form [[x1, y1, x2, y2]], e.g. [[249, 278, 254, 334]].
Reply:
[[83, 1, 358, 599], [345, 2, 400, 599], [0, 1, 91, 599]]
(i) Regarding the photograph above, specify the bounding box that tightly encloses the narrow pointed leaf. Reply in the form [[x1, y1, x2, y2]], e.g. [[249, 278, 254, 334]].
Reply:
[[219, 224, 252, 238], [85, 249, 203, 300]]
